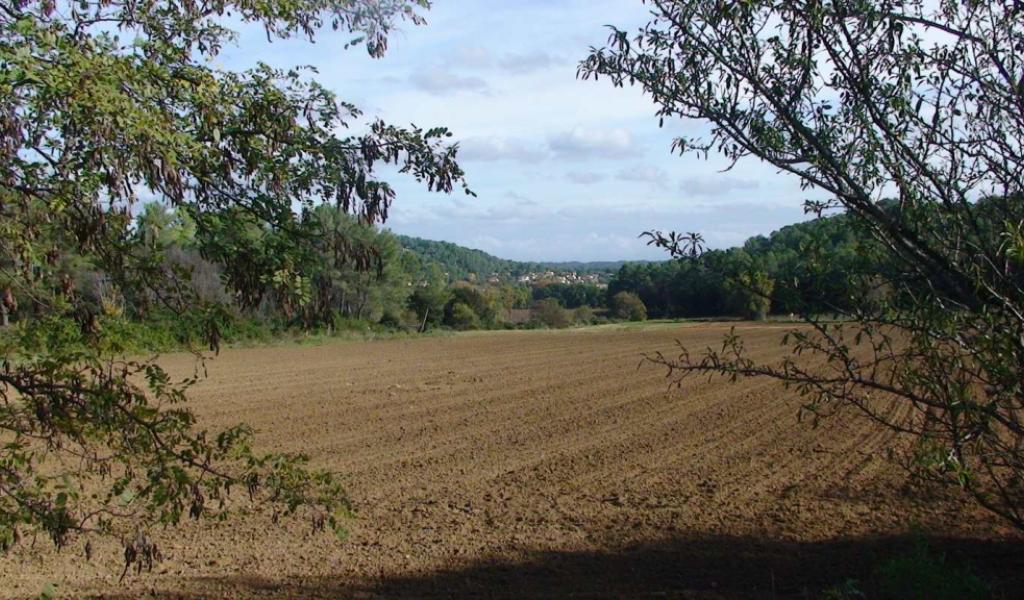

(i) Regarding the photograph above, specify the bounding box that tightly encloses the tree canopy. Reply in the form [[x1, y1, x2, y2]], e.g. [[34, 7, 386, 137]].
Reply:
[[606, 210, 873, 319], [0, 0, 469, 561], [583, 1, 1024, 528], [394, 234, 629, 282]]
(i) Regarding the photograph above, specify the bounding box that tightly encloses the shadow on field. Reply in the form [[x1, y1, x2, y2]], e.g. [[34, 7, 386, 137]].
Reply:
[[102, 532, 1024, 599]]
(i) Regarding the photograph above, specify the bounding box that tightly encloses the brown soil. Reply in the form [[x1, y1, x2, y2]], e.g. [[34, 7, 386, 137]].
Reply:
[[1, 323, 1021, 598]]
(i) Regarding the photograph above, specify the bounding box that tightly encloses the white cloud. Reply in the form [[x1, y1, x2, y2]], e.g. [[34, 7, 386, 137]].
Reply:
[[566, 171, 606, 184], [616, 165, 669, 189], [445, 47, 559, 75], [679, 177, 760, 196], [504, 190, 534, 202], [409, 68, 490, 95], [548, 126, 638, 159], [498, 51, 558, 74], [222, 0, 813, 261], [459, 136, 546, 163], [445, 46, 493, 68]]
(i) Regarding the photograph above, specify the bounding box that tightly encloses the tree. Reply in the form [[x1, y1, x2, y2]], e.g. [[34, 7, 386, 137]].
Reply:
[[445, 284, 497, 328], [729, 270, 775, 321], [532, 282, 605, 309], [0, 0, 469, 561], [573, 305, 597, 325], [532, 298, 571, 329], [446, 302, 480, 330], [497, 283, 531, 315], [607, 215, 877, 319], [303, 205, 417, 326], [408, 264, 450, 331], [136, 203, 196, 249], [583, 2, 1024, 528], [610, 291, 647, 322]]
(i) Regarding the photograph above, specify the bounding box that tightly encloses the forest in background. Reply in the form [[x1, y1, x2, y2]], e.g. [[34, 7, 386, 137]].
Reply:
[[1, 198, 926, 347], [394, 234, 639, 281], [5, 195, 1014, 351]]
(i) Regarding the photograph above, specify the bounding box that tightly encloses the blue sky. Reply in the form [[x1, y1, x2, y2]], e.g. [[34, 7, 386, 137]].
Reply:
[[221, 1, 816, 262]]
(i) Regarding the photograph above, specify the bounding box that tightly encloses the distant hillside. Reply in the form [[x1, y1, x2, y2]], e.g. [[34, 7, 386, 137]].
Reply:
[[540, 260, 642, 272], [395, 235, 518, 280], [394, 234, 639, 281]]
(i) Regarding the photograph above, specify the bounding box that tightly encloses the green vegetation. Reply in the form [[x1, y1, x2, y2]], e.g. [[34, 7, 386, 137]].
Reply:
[[26, 196, 966, 351], [90, 205, 637, 341], [395, 235, 520, 281], [605, 211, 869, 319], [110, 196, 902, 342], [0, 0, 469, 564], [585, 0, 1024, 531], [446, 301, 481, 331], [532, 282, 606, 309], [610, 291, 647, 322], [532, 298, 572, 329], [877, 541, 991, 600], [395, 233, 634, 281], [822, 539, 992, 600]]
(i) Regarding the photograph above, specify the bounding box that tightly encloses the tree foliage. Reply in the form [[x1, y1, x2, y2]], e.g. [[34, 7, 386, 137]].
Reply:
[[532, 282, 606, 309], [396, 234, 628, 281], [607, 210, 885, 319], [303, 205, 421, 326], [395, 235, 519, 281], [0, 0, 469, 560], [730, 270, 775, 321], [532, 298, 571, 329], [446, 301, 480, 330], [610, 291, 648, 322], [583, 1, 1024, 528]]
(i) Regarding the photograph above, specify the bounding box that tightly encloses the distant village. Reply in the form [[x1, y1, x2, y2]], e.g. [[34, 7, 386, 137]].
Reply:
[[465, 270, 610, 288], [513, 271, 608, 287]]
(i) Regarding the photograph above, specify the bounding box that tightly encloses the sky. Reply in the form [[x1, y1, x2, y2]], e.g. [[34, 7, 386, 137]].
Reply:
[[220, 1, 817, 262]]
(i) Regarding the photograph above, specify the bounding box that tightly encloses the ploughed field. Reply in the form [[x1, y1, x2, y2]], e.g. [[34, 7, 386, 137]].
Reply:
[[2, 323, 1020, 598]]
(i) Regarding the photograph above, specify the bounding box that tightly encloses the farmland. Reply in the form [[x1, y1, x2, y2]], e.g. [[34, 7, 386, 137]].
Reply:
[[1, 323, 1018, 598]]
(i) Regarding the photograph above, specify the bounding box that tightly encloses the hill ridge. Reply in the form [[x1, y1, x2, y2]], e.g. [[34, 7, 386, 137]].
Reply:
[[394, 233, 648, 280]]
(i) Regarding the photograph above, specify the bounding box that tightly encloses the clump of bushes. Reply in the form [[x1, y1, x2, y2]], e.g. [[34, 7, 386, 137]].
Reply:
[[822, 539, 992, 600], [446, 301, 481, 330], [610, 291, 647, 321], [532, 298, 571, 329], [877, 540, 990, 600], [573, 305, 596, 325]]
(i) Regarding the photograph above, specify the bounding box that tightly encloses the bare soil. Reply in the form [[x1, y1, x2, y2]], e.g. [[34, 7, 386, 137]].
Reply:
[[1, 323, 1020, 598]]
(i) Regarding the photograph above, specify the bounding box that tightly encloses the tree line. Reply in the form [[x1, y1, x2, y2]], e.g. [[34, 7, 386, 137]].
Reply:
[[2, 201, 644, 342], [606, 209, 870, 320], [17, 196, 1013, 350], [29, 199, 906, 344], [395, 234, 635, 281]]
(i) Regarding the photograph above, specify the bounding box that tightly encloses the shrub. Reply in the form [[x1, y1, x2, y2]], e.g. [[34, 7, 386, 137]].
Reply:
[[878, 541, 990, 600], [447, 302, 480, 330], [573, 305, 597, 325], [448, 284, 497, 326], [610, 291, 647, 321], [378, 311, 405, 330], [532, 298, 571, 329]]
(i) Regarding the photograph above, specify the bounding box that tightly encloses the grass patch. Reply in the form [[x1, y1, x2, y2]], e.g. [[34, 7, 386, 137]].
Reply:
[[822, 538, 993, 600]]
